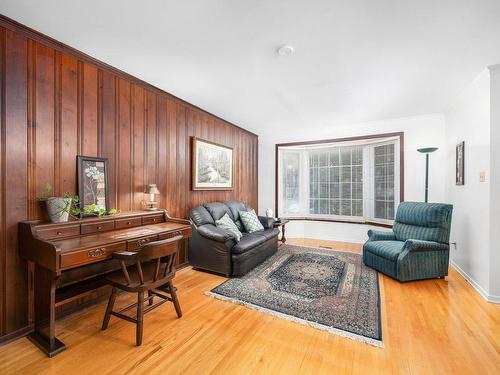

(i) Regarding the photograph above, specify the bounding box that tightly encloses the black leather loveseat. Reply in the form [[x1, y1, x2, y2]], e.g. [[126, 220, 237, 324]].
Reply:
[[188, 201, 279, 276]]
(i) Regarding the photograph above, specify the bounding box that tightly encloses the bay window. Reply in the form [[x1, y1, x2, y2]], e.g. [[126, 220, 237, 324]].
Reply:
[[277, 133, 403, 224]]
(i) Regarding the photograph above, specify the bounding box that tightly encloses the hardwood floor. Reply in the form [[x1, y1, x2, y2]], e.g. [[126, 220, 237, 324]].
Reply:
[[0, 238, 499, 374]]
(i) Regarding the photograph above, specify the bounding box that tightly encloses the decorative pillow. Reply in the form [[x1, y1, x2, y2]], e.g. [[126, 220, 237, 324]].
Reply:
[[239, 209, 264, 233], [215, 213, 242, 242]]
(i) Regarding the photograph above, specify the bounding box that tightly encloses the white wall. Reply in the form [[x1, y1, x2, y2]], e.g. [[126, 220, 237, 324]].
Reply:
[[489, 65, 500, 299], [258, 114, 447, 243], [445, 69, 491, 297]]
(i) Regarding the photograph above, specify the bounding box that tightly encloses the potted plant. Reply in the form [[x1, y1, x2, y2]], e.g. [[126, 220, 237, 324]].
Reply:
[[39, 183, 73, 223]]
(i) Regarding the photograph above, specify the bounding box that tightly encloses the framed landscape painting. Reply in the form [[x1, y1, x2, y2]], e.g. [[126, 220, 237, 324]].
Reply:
[[192, 137, 233, 190]]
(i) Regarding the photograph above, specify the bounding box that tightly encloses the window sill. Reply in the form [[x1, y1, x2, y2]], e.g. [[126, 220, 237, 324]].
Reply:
[[281, 216, 393, 228]]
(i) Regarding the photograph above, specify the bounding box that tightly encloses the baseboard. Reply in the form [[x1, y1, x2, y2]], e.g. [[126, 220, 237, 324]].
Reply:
[[0, 325, 34, 346], [450, 261, 500, 304]]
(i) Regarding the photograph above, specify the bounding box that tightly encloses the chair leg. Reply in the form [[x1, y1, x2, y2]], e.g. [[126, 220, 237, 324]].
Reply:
[[136, 291, 144, 346], [148, 290, 153, 306], [168, 280, 182, 318], [102, 287, 117, 330]]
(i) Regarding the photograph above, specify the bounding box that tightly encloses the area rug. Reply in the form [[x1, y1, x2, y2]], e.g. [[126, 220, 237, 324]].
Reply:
[[206, 244, 382, 347]]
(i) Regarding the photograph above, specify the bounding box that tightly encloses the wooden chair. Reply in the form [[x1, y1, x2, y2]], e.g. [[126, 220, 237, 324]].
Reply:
[[101, 235, 183, 346]]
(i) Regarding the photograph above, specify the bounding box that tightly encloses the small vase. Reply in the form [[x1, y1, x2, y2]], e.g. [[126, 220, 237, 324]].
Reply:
[[265, 208, 273, 218], [46, 197, 72, 223]]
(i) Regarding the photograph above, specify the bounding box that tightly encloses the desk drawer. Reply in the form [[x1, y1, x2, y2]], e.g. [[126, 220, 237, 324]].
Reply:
[[115, 217, 142, 229], [37, 224, 81, 240], [60, 242, 126, 269], [81, 220, 115, 234], [126, 235, 159, 251], [142, 214, 164, 225], [158, 227, 191, 240]]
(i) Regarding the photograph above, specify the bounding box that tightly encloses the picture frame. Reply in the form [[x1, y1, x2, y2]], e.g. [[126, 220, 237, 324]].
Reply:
[[456, 141, 465, 185], [77, 156, 110, 214], [191, 137, 234, 190]]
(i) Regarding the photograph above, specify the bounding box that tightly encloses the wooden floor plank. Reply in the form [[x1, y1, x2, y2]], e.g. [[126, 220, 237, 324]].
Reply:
[[0, 238, 499, 374]]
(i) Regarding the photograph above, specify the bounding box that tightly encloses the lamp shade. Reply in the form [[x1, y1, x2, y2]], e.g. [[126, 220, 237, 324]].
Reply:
[[147, 184, 160, 195]]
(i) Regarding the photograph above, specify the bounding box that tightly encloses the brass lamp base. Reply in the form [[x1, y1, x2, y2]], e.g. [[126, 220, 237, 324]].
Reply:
[[143, 201, 158, 211]]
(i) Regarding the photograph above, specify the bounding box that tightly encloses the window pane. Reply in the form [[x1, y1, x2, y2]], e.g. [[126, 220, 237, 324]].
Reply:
[[281, 151, 300, 215], [373, 144, 395, 220]]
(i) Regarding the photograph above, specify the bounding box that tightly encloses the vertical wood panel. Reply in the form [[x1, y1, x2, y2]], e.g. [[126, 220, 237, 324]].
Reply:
[[117, 78, 131, 211], [100, 71, 117, 209], [60, 54, 78, 195], [132, 84, 144, 210], [4, 29, 28, 333], [0, 20, 258, 339], [82, 64, 98, 157]]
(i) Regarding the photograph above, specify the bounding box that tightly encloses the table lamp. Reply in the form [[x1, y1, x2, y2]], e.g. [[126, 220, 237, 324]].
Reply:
[[145, 184, 160, 210]]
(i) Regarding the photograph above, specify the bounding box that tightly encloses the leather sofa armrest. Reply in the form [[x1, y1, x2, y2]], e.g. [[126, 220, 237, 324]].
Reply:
[[367, 229, 396, 241], [197, 224, 236, 242], [258, 216, 275, 229], [403, 239, 449, 252]]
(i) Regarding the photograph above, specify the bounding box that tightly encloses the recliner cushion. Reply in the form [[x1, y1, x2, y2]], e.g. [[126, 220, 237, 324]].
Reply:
[[204, 202, 234, 221], [363, 240, 405, 261], [190, 206, 215, 226], [231, 233, 268, 254]]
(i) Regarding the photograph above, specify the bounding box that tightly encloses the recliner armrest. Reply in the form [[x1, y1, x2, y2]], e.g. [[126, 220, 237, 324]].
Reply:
[[403, 239, 449, 252], [367, 229, 396, 241], [196, 224, 235, 242], [258, 216, 275, 229]]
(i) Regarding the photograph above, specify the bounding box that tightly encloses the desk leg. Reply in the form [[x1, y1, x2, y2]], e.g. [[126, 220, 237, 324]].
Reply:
[[28, 265, 66, 357]]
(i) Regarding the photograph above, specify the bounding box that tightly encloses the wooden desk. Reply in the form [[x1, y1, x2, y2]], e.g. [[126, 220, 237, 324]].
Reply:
[[18, 210, 191, 357]]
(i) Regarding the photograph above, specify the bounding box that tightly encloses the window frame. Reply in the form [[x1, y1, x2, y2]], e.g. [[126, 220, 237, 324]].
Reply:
[[274, 132, 404, 228]]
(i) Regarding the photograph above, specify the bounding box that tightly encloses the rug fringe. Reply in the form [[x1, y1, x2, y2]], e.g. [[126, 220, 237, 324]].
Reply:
[[204, 291, 384, 348]]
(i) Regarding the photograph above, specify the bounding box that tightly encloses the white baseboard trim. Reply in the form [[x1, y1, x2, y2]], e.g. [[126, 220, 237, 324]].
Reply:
[[450, 261, 500, 304]]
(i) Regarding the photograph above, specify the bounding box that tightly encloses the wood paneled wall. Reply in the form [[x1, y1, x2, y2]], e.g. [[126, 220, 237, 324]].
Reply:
[[0, 17, 258, 340]]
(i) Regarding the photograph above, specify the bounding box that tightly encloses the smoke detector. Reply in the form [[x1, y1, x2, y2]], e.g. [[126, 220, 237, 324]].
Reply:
[[277, 45, 294, 56]]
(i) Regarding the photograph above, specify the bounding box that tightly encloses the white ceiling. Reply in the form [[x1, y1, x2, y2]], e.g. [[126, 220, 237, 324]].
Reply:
[[1, 1, 500, 137]]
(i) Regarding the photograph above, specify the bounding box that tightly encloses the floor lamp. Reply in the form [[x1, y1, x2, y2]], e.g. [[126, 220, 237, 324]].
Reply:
[[417, 147, 438, 203]]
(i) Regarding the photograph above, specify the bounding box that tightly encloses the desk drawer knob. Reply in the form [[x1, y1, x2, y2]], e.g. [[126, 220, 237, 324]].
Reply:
[[97, 226, 103, 230], [152, 218, 157, 222], [88, 248, 106, 258], [57, 231, 62, 235], [175, 231, 182, 236], [127, 221, 132, 225]]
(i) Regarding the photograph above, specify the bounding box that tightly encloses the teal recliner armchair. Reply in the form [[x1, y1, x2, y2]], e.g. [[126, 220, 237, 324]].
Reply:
[[363, 202, 453, 281]]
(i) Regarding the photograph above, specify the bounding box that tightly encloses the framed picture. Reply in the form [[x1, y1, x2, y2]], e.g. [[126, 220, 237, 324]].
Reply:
[[456, 141, 465, 185], [191, 137, 233, 190], [77, 156, 110, 214]]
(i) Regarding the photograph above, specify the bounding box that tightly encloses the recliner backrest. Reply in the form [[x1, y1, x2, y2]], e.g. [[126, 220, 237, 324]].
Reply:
[[393, 202, 453, 244]]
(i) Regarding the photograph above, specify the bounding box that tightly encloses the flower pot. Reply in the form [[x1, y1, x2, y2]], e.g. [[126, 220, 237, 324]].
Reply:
[[46, 197, 72, 223]]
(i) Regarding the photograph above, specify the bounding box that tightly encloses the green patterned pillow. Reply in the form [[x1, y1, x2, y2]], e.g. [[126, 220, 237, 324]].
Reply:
[[239, 209, 264, 233], [215, 213, 242, 242]]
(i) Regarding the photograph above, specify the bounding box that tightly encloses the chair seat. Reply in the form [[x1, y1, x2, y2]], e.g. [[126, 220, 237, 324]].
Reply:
[[364, 240, 405, 261], [106, 262, 170, 291]]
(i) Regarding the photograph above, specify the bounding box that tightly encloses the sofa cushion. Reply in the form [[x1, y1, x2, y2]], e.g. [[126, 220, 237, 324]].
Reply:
[[363, 240, 405, 261], [240, 209, 264, 233], [253, 228, 280, 241], [215, 213, 242, 242], [224, 200, 249, 231], [231, 232, 267, 254], [204, 202, 234, 221], [190, 206, 215, 226]]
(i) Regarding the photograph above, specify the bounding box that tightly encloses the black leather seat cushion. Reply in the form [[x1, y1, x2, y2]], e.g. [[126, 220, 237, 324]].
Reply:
[[232, 233, 267, 254], [254, 228, 280, 241]]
